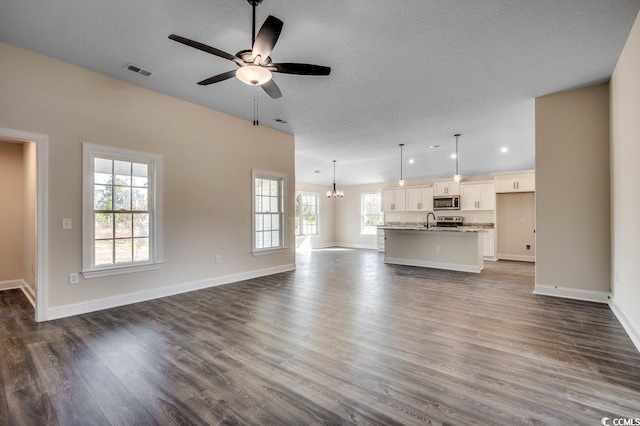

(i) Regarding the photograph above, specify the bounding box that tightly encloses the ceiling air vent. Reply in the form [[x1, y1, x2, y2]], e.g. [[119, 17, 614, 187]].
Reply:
[[273, 118, 288, 124], [125, 63, 152, 77]]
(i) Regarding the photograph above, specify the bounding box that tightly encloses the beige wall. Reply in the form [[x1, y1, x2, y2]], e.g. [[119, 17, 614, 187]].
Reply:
[[611, 12, 640, 343], [334, 182, 386, 248], [0, 141, 24, 281], [0, 42, 295, 311], [22, 142, 37, 293], [535, 83, 610, 293], [496, 192, 535, 259], [295, 183, 334, 248]]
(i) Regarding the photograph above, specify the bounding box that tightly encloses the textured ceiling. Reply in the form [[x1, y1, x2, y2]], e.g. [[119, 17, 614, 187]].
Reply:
[[1, 0, 638, 185]]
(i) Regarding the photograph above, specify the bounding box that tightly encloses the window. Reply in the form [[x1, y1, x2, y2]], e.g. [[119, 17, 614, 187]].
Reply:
[[252, 170, 287, 254], [361, 193, 383, 235], [295, 192, 320, 236], [82, 144, 163, 278]]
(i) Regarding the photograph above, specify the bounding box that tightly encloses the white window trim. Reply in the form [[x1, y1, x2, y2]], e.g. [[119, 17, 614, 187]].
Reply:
[[252, 169, 288, 255], [360, 192, 383, 235], [82, 143, 164, 278], [295, 191, 320, 237]]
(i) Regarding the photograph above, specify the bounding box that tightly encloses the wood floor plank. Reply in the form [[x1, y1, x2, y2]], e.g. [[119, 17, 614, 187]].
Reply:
[[2, 251, 640, 425]]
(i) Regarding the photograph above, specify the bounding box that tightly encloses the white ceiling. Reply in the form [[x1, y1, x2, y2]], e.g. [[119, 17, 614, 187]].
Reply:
[[1, 0, 638, 185]]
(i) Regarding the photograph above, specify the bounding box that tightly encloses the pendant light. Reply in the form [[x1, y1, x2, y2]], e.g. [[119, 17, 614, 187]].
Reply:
[[453, 133, 461, 183], [326, 160, 344, 198], [398, 143, 405, 187]]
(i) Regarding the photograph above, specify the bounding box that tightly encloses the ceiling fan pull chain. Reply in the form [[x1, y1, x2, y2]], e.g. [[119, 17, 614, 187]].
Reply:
[[253, 86, 259, 126]]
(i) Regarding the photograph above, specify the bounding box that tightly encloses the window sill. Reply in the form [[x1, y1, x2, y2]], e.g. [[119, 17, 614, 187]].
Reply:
[[252, 247, 289, 256], [82, 262, 164, 279]]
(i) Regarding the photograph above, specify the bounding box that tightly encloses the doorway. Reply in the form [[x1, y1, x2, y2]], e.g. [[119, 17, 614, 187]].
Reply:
[[0, 127, 49, 322]]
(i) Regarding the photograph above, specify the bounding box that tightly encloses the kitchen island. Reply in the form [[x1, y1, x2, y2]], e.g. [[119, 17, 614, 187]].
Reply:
[[379, 226, 484, 273]]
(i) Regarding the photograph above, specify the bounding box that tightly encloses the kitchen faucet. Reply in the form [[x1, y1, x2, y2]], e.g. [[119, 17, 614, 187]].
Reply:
[[426, 212, 436, 229]]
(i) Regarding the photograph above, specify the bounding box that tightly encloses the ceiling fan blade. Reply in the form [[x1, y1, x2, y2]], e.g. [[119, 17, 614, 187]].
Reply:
[[270, 63, 331, 76], [197, 70, 237, 86], [169, 34, 237, 62], [261, 79, 282, 99], [251, 16, 283, 63]]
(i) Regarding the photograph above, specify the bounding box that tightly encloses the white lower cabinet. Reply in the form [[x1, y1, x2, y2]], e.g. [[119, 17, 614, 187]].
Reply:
[[483, 229, 495, 257]]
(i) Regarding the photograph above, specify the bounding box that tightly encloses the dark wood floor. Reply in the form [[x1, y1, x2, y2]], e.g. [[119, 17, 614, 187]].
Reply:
[[2, 249, 640, 425]]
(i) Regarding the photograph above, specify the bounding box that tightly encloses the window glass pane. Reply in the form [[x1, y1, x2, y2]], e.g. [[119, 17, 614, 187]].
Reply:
[[132, 187, 148, 211], [114, 160, 131, 186], [114, 186, 132, 210], [255, 179, 262, 196], [262, 180, 270, 196], [94, 185, 112, 210], [271, 215, 280, 231], [115, 213, 133, 238], [270, 180, 278, 196], [263, 233, 272, 248], [133, 238, 149, 262], [256, 214, 264, 231], [270, 197, 278, 213], [256, 232, 264, 249], [115, 239, 133, 263], [95, 158, 112, 174], [133, 213, 149, 237], [271, 231, 280, 246], [264, 215, 272, 231], [132, 163, 148, 187], [262, 196, 271, 212], [95, 240, 113, 266], [95, 213, 113, 239]]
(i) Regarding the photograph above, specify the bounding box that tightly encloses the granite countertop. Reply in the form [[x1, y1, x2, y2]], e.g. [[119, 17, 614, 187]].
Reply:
[[378, 222, 494, 232]]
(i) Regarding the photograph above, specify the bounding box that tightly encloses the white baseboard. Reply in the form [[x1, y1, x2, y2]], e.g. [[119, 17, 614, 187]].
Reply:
[[0, 279, 36, 308], [333, 242, 377, 250], [21, 282, 36, 308], [310, 242, 337, 249], [610, 299, 640, 354], [498, 254, 535, 262], [533, 284, 610, 303], [384, 257, 482, 273], [0, 279, 24, 291], [47, 263, 296, 320]]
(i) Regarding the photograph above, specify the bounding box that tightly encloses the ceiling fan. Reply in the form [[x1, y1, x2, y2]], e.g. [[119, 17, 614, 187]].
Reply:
[[169, 0, 331, 100]]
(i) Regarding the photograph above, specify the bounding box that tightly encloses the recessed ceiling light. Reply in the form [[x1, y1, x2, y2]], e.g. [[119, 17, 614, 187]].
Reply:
[[500, 147, 509, 153], [429, 145, 440, 149], [450, 154, 457, 159], [408, 159, 415, 164], [273, 118, 288, 124], [314, 170, 321, 174]]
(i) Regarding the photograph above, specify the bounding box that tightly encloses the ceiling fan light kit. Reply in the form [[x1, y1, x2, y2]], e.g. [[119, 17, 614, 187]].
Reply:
[[169, 0, 330, 100]]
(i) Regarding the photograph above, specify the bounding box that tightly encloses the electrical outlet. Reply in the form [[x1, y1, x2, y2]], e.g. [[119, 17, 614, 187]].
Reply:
[[525, 244, 531, 250], [62, 218, 72, 229], [69, 272, 79, 285], [215, 255, 222, 264]]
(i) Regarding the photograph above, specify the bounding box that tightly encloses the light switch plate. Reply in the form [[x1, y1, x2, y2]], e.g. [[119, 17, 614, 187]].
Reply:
[[62, 218, 72, 229]]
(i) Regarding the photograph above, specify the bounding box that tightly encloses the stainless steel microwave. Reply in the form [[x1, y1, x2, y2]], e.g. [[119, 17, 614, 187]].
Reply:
[[433, 195, 460, 210]]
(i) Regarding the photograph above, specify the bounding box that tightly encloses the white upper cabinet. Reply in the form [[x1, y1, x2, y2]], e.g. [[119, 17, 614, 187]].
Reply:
[[461, 182, 496, 211], [405, 187, 434, 211], [433, 181, 460, 196], [381, 188, 406, 211], [495, 171, 535, 193]]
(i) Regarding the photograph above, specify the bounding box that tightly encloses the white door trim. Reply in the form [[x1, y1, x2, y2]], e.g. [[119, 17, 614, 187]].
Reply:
[[0, 127, 49, 322]]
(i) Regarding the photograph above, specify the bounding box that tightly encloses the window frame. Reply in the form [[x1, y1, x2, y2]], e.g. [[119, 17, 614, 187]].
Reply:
[[252, 169, 288, 256], [82, 143, 164, 278], [360, 192, 384, 235], [295, 191, 320, 237]]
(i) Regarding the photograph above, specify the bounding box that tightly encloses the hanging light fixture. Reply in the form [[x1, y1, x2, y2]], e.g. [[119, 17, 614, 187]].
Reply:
[[398, 143, 405, 186], [453, 133, 461, 182], [326, 160, 344, 198]]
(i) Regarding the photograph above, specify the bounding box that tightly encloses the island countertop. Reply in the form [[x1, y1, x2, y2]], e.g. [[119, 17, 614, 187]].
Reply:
[[377, 225, 484, 232]]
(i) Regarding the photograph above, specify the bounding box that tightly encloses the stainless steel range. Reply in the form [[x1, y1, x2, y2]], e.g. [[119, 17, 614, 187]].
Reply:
[[436, 216, 463, 227]]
